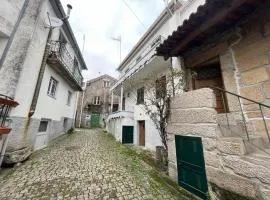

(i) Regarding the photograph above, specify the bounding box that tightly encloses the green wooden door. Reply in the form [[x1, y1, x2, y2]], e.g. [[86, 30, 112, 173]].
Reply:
[[175, 135, 208, 200], [122, 126, 134, 144], [91, 114, 100, 128]]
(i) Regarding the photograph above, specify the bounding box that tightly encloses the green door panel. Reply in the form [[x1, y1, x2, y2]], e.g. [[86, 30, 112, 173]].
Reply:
[[175, 135, 208, 200], [122, 126, 134, 144], [91, 114, 100, 128]]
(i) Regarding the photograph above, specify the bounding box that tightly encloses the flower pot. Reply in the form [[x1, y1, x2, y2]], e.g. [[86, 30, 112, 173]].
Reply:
[[0, 127, 12, 135]]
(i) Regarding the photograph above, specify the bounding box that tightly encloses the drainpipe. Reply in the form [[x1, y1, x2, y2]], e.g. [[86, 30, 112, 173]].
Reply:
[[0, 0, 30, 70], [229, 27, 243, 96], [28, 5, 73, 117], [28, 28, 53, 117]]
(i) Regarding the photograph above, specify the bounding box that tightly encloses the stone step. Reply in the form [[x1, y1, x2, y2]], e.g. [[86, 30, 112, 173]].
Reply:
[[217, 113, 242, 126], [218, 136, 269, 155], [218, 124, 246, 137]]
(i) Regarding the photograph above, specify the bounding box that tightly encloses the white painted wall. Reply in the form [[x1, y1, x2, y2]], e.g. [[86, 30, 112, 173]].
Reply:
[[34, 64, 77, 121], [11, 0, 82, 120]]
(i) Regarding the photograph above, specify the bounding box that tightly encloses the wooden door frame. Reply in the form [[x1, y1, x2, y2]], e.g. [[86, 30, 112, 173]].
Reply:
[[138, 120, 145, 146]]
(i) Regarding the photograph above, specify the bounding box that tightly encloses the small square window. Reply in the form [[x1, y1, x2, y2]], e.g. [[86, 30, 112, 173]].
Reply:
[[38, 121, 48, 132], [47, 77, 58, 98]]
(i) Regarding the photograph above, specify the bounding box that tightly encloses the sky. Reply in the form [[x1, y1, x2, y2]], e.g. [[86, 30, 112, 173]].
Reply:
[[60, 0, 167, 81]]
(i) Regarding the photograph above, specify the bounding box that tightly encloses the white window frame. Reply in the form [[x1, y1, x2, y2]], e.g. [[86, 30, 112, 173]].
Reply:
[[47, 77, 58, 98], [103, 80, 110, 88], [67, 91, 72, 106], [93, 96, 101, 105]]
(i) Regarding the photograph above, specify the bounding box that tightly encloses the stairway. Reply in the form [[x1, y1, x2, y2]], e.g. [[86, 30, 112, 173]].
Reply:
[[217, 113, 270, 156]]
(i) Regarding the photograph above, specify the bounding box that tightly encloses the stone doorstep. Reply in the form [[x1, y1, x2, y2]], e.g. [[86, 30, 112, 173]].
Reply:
[[3, 146, 32, 164]]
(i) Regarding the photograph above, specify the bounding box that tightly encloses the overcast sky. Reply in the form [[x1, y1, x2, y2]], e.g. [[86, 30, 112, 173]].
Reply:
[[60, 0, 167, 81]]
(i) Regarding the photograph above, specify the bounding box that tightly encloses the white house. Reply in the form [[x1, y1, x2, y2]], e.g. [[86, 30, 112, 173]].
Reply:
[[0, 0, 87, 165], [107, 0, 205, 151]]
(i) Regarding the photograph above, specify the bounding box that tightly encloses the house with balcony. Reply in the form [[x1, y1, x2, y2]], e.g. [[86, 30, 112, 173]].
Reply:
[[75, 74, 119, 128], [107, 0, 202, 149], [156, 0, 270, 199], [0, 0, 87, 165]]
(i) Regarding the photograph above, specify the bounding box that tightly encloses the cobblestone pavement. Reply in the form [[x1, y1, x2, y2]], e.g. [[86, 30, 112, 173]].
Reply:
[[0, 129, 195, 200]]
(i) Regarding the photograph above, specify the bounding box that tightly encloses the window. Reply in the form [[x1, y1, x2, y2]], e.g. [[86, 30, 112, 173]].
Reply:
[[38, 121, 48, 132], [156, 76, 166, 99], [137, 87, 144, 104], [63, 118, 68, 131], [47, 77, 58, 97], [67, 91, 72, 105], [93, 96, 101, 105], [151, 36, 161, 48], [136, 55, 142, 63], [103, 80, 110, 88]]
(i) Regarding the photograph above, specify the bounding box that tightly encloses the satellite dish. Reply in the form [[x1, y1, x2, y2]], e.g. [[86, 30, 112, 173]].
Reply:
[[45, 15, 63, 28]]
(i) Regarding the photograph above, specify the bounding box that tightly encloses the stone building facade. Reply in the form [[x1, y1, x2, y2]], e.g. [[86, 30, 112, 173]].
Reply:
[[0, 0, 87, 165], [76, 74, 119, 128], [157, 0, 270, 199]]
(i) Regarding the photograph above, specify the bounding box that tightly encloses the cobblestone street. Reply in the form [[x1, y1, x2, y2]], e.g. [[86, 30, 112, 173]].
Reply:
[[0, 129, 195, 200]]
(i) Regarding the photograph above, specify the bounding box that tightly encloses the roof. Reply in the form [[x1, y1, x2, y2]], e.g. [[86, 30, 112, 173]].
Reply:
[[117, 2, 176, 71], [86, 74, 117, 84], [49, 0, 88, 70], [156, 0, 261, 57]]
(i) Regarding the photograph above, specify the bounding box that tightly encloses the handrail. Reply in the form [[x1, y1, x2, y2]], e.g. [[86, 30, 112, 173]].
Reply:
[[211, 86, 270, 109], [210, 86, 270, 142]]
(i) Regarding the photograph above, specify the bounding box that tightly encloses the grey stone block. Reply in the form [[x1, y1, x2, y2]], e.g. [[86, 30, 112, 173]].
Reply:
[[4, 146, 32, 164], [207, 166, 259, 199], [222, 155, 270, 184], [171, 88, 216, 109], [217, 137, 246, 155], [170, 108, 217, 124], [167, 123, 219, 138]]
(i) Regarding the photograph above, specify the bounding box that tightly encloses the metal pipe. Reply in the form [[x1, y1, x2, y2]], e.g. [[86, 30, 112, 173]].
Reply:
[[259, 105, 270, 142], [238, 96, 249, 141]]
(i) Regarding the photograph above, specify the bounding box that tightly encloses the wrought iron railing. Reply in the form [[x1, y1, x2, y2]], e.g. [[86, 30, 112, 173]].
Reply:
[[48, 40, 83, 86], [111, 35, 165, 91], [211, 87, 270, 142], [0, 94, 18, 133]]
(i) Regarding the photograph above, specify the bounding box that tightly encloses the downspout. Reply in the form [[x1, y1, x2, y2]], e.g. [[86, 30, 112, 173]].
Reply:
[[28, 28, 53, 117], [0, 0, 30, 70]]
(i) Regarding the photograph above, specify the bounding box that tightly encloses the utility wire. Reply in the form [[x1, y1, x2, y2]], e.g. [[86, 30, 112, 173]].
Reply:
[[121, 0, 147, 29]]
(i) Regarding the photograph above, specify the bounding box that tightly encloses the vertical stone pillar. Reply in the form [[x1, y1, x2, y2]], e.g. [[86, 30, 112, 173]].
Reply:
[[111, 91, 114, 113], [120, 84, 123, 111]]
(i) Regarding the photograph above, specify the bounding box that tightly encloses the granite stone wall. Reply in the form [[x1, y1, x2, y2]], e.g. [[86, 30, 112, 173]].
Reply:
[[167, 88, 270, 200]]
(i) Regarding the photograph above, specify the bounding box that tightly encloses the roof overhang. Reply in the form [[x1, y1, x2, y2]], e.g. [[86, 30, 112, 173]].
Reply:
[[156, 0, 264, 58]]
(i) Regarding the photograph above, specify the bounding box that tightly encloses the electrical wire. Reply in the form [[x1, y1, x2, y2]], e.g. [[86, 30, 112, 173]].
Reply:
[[121, 0, 147, 29]]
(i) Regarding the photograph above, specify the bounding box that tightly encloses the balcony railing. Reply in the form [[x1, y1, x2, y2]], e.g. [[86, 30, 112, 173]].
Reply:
[[111, 35, 165, 91], [48, 41, 83, 88], [0, 94, 18, 135]]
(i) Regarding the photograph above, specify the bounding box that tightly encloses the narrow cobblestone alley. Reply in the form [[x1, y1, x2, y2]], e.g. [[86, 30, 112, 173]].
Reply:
[[0, 129, 195, 200]]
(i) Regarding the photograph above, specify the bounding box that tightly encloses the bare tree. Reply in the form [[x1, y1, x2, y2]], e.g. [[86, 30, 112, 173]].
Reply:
[[143, 67, 185, 152]]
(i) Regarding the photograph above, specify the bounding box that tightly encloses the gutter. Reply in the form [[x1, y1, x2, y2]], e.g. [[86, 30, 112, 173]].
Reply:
[[0, 0, 30, 70]]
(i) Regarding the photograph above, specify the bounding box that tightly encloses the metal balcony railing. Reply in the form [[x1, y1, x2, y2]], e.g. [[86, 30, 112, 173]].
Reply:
[[111, 35, 165, 91], [0, 94, 19, 134], [48, 41, 83, 86]]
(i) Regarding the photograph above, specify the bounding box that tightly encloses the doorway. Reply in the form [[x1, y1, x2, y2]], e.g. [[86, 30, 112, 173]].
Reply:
[[192, 63, 228, 113], [138, 121, 145, 146], [175, 135, 208, 199]]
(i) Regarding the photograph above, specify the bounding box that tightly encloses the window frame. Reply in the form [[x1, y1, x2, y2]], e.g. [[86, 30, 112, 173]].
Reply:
[[137, 87, 144, 105], [47, 77, 58, 98], [93, 96, 101, 105], [38, 120, 49, 132], [67, 91, 72, 106]]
